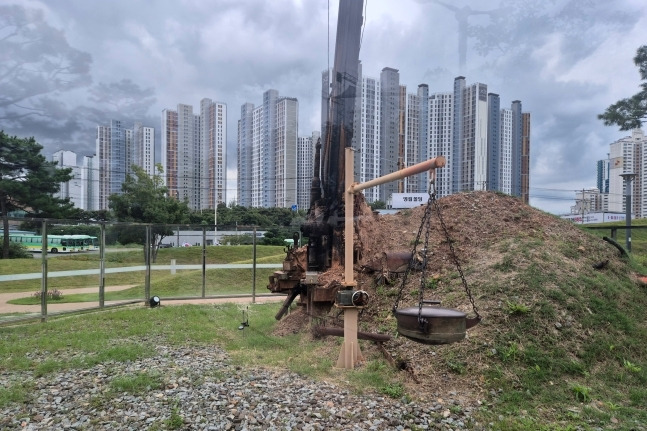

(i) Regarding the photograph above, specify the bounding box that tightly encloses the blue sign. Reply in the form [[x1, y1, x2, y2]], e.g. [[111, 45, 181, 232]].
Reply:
[[291, 204, 298, 211]]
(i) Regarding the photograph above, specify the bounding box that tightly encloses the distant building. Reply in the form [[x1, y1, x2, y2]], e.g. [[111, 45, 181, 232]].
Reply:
[[607, 129, 646, 217], [161, 99, 227, 211], [52, 150, 100, 211], [95, 119, 156, 210], [237, 90, 299, 208], [297, 132, 320, 211], [351, 65, 382, 203], [380, 67, 401, 203]]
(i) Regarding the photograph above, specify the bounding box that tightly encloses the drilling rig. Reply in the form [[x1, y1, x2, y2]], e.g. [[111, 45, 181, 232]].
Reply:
[[267, 0, 365, 318]]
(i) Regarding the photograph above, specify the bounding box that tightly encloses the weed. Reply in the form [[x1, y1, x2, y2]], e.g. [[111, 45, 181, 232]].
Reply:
[[446, 359, 467, 375], [380, 383, 404, 399], [0, 382, 31, 407], [571, 384, 591, 402], [109, 371, 163, 394], [505, 301, 531, 315], [500, 343, 519, 362], [166, 405, 184, 430], [493, 255, 515, 272], [623, 359, 642, 373]]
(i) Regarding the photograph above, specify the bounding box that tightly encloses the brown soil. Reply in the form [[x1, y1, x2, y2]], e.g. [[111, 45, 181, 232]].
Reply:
[[273, 191, 624, 404]]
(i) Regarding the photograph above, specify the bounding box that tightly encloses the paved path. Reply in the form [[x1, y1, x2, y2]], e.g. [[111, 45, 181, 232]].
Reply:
[[0, 285, 285, 316], [0, 263, 282, 282]]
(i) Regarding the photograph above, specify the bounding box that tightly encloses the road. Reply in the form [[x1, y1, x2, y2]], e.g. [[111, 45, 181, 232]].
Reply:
[[0, 263, 282, 282]]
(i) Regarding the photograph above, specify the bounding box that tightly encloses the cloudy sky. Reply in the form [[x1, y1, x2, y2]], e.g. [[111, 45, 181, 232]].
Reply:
[[1, 0, 646, 214]]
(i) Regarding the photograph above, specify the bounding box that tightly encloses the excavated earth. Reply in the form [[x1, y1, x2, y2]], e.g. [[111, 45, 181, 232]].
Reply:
[[274, 191, 625, 405]]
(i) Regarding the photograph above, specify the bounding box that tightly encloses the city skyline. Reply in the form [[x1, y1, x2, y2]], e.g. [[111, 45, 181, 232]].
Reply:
[[1, 0, 646, 214]]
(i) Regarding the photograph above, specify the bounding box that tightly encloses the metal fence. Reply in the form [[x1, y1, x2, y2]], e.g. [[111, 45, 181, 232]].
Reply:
[[0, 218, 284, 325]]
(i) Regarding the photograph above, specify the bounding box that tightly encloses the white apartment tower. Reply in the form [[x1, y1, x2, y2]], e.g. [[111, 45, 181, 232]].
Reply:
[[352, 69, 382, 203], [52, 150, 83, 209], [428, 92, 454, 197], [297, 132, 320, 211], [454, 78, 489, 192], [237, 90, 299, 208], [608, 129, 646, 216], [161, 99, 227, 211]]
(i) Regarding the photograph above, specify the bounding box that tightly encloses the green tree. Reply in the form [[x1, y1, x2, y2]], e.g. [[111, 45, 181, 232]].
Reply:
[[370, 200, 387, 210], [0, 131, 73, 258], [599, 45, 647, 130], [108, 165, 190, 262]]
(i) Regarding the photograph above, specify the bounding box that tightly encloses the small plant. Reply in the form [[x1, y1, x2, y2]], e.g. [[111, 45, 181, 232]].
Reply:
[[606, 401, 620, 411], [505, 301, 530, 315], [571, 384, 591, 402], [166, 405, 184, 429], [446, 359, 466, 375], [623, 359, 642, 373], [31, 289, 64, 300], [380, 383, 404, 399], [500, 343, 519, 362]]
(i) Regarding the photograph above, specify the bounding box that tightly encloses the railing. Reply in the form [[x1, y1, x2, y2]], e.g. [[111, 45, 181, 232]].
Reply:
[[0, 219, 284, 325]]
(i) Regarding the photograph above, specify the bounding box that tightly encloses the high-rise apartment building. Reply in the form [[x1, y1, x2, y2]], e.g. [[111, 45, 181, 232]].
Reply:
[[161, 99, 227, 211], [297, 131, 320, 211], [428, 92, 454, 197], [351, 68, 382, 203], [608, 129, 646, 216], [95, 119, 156, 210], [52, 150, 83, 209], [96, 120, 127, 210], [347, 73, 529, 205], [380, 67, 401, 203], [237, 90, 299, 208], [454, 77, 489, 192], [52, 150, 100, 211], [597, 156, 610, 194]]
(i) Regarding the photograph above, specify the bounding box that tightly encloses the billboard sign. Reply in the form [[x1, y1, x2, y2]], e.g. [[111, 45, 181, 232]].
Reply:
[[391, 193, 429, 209]]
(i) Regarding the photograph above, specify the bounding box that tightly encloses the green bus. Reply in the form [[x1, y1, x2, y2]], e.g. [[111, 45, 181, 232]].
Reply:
[[8, 233, 98, 253]]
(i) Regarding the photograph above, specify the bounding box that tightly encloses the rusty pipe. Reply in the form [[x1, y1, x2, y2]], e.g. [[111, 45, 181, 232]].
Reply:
[[349, 156, 446, 194]]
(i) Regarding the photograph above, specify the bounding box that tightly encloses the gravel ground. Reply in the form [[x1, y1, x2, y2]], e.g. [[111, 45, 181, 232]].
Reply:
[[0, 344, 483, 430]]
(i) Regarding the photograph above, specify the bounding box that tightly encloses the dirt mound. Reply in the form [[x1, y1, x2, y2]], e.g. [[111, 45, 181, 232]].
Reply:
[[276, 191, 626, 403]]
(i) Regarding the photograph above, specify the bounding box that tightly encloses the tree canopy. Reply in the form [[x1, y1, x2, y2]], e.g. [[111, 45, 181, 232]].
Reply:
[[0, 131, 73, 258], [109, 164, 190, 261], [599, 45, 647, 130]]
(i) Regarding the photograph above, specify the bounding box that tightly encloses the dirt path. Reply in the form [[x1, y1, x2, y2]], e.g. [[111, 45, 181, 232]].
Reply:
[[0, 285, 285, 315]]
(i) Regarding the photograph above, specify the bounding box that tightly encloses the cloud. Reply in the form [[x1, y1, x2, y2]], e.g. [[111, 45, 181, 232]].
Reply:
[[1, 0, 646, 215]]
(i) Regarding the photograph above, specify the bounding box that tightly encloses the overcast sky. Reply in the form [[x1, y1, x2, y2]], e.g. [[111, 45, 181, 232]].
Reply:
[[1, 0, 646, 214]]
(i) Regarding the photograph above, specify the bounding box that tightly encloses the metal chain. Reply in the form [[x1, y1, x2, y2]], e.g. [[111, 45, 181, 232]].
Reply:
[[432, 197, 481, 319], [391, 188, 434, 314]]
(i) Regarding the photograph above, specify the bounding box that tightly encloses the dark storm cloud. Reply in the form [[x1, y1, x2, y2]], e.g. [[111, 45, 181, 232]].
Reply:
[[1, 0, 646, 213]]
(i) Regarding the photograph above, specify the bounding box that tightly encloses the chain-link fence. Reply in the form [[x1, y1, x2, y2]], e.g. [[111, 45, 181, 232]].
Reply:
[[0, 218, 285, 325]]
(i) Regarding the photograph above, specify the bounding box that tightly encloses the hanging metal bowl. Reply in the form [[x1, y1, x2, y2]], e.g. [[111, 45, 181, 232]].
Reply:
[[394, 301, 480, 345]]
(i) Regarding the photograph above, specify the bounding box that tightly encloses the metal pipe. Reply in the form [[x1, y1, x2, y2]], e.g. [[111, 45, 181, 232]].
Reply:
[[350, 156, 446, 194], [40, 220, 48, 322], [344, 147, 355, 287]]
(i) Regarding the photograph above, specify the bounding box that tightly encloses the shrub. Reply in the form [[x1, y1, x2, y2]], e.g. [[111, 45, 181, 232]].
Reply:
[[32, 289, 64, 300], [1, 242, 32, 259]]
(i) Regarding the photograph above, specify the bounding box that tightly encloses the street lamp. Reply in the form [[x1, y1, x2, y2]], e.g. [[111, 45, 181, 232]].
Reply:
[[620, 173, 636, 252]]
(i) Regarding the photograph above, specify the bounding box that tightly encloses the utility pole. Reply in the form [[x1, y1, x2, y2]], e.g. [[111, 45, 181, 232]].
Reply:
[[620, 173, 636, 252]]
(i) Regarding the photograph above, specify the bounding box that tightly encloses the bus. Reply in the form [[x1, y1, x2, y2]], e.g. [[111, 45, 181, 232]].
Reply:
[[8, 233, 98, 253]]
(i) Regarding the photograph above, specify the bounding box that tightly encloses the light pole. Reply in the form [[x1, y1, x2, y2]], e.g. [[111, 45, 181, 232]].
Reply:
[[620, 173, 636, 252]]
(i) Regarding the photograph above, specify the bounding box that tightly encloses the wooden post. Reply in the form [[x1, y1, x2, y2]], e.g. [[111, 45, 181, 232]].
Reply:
[[337, 147, 361, 369]]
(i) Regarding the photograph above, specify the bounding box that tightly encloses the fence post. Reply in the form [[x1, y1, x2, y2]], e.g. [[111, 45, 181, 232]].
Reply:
[[145, 225, 151, 301], [99, 223, 106, 308], [252, 227, 257, 303], [40, 220, 48, 322], [202, 227, 206, 298]]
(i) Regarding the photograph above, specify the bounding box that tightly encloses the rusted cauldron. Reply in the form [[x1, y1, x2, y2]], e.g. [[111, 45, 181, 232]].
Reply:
[[394, 300, 480, 345]]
